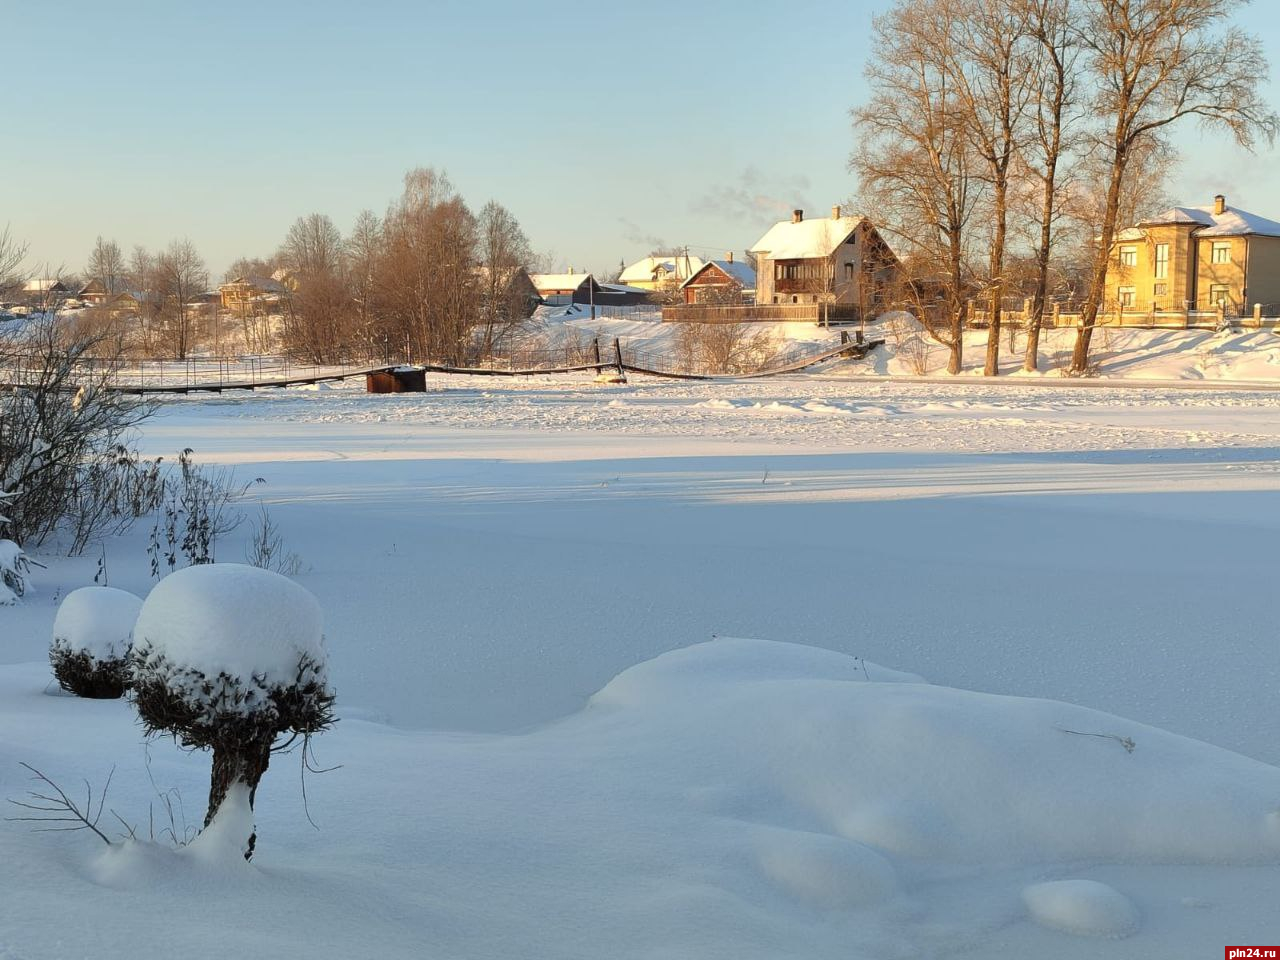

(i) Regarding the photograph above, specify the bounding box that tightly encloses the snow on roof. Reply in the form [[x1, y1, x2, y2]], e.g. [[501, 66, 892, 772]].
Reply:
[[1139, 202, 1280, 239], [750, 215, 864, 260], [221, 275, 286, 293], [530, 273, 594, 292], [618, 256, 705, 284], [599, 282, 652, 294], [22, 278, 65, 293], [680, 259, 757, 289]]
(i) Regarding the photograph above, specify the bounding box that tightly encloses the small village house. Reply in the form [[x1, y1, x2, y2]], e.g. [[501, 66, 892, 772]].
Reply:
[[76, 279, 113, 305], [529, 271, 601, 307], [678, 254, 756, 304], [618, 255, 705, 291], [22, 278, 70, 306], [1105, 195, 1280, 318], [219, 275, 288, 311], [751, 207, 900, 314]]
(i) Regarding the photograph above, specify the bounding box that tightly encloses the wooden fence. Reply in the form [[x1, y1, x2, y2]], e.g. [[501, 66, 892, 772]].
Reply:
[[661, 303, 866, 325]]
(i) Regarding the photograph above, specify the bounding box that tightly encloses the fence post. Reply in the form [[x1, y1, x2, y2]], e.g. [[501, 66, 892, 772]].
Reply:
[[1052, 303, 1061, 328], [1253, 303, 1263, 329], [592, 338, 601, 368], [613, 338, 624, 375], [1217, 302, 1226, 329], [966, 299, 976, 328]]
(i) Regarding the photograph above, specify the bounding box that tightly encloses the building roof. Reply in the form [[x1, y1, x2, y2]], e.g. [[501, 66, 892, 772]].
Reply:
[[22, 278, 67, 293], [618, 255, 705, 284], [529, 272, 597, 293], [221, 275, 287, 294], [680, 259, 757, 289], [750, 215, 864, 260], [1139, 201, 1280, 239]]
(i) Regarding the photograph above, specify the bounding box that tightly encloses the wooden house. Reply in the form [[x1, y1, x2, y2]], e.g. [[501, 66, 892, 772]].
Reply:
[[750, 207, 899, 315], [679, 254, 756, 304]]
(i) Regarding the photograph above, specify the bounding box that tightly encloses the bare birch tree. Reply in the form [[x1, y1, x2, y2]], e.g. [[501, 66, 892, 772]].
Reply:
[[476, 201, 533, 357], [86, 237, 126, 295], [1069, 0, 1277, 374]]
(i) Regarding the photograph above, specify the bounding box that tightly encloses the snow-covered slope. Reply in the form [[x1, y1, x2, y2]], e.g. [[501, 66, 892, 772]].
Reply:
[[1, 638, 1276, 958]]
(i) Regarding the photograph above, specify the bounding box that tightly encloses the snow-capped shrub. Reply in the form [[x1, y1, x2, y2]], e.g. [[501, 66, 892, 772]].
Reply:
[[0, 538, 30, 605], [129, 563, 334, 860], [49, 586, 142, 698]]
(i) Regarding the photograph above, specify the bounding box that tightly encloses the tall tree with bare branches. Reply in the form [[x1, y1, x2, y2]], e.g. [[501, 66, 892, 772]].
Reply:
[[1069, 0, 1277, 374], [86, 237, 126, 295], [853, 0, 984, 375], [476, 200, 533, 356], [154, 239, 207, 359], [1017, 0, 1083, 371], [951, 0, 1037, 375]]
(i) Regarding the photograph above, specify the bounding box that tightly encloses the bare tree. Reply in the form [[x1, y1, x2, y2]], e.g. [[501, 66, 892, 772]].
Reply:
[[154, 239, 207, 359], [1017, 0, 1083, 371], [0, 226, 27, 295], [1069, 0, 1278, 374], [347, 210, 383, 360], [853, 0, 984, 374], [476, 201, 533, 356], [379, 168, 479, 363], [86, 237, 126, 295], [278, 214, 348, 362], [951, 0, 1038, 375]]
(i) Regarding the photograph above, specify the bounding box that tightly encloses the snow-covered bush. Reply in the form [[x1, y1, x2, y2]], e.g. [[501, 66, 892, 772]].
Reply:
[[49, 586, 142, 698], [0, 538, 31, 605], [129, 563, 334, 860]]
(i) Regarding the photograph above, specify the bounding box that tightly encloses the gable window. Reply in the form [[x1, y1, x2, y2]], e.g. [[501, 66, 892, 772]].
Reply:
[[1119, 246, 1137, 267], [1117, 286, 1136, 308], [1154, 243, 1169, 279], [1212, 242, 1231, 264]]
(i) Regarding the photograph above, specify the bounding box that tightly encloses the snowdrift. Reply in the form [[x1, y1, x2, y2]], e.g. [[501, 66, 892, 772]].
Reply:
[[2, 637, 1277, 958]]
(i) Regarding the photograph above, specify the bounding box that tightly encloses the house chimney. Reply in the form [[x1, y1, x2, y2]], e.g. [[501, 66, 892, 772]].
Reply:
[[832, 205, 842, 220], [792, 209, 803, 223], [1214, 194, 1227, 215], [726, 251, 733, 263]]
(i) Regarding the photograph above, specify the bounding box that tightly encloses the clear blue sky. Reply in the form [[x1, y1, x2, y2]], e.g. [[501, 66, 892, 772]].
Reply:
[[6, 0, 1280, 280]]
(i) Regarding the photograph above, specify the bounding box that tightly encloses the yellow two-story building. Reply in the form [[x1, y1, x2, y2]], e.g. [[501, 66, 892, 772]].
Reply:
[[1106, 195, 1280, 317]]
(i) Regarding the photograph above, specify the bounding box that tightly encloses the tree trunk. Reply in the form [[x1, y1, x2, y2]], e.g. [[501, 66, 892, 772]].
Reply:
[[984, 179, 1008, 376], [206, 739, 273, 860], [1072, 139, 1129, 375]]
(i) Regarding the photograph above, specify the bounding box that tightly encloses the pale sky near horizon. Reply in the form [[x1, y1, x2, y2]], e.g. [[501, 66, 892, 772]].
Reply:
[[6, 0, 1280, 281]]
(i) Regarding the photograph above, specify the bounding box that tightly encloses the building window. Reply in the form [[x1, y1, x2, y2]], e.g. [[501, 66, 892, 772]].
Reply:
[[1119, 246, 1137, 267], [1210, 284, 1230, 305], [844, 262, 855, 280], [1154, 243, 1169, 279], [1212, 242, 1231, 264], [1117, 286, 1136, 308], [1154, 283, 1168, 297]]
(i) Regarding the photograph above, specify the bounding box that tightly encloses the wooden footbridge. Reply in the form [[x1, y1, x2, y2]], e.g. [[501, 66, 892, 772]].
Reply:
[[0, 334, 883, 395]]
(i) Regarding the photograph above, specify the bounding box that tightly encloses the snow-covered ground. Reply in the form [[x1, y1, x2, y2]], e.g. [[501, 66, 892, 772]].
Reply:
[[3, 372, 1279, 958]]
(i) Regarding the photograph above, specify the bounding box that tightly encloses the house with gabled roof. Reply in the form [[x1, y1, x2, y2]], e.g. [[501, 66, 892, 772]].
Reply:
[[619, 255, 705, 291], [750, 206, 900, 312], [1106, 194, 1280, 315], [679, 254, 756, 304]]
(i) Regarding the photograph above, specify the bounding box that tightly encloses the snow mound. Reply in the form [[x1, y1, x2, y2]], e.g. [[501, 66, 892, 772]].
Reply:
[[1022, 880, 1139, 938], [589, 637, 924, 709], [51, 586, 142, 661], [132, 563, 324, 686], [753, 826, 897, 908], [590, 638, 1280, 865]]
